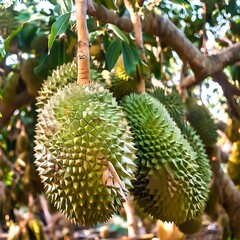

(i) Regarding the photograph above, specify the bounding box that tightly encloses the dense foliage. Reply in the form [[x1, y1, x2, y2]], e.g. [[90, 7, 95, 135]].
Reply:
[[0, 0, 239, 239]]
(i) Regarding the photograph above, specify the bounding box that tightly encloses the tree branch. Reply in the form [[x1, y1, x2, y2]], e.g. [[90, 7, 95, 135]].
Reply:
[[211, 150, 240, 238], [90, 4, 240, 89]]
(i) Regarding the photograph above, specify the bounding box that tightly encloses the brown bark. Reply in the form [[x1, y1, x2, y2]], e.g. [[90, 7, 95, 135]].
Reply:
[[76, 0, 90, 85], [123, 0, 146, 95], [211, 155, 240, 239]]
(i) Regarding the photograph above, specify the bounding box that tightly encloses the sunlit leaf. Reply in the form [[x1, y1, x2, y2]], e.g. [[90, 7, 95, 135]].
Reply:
[[48, 12, 71, 54], [0, 13, 47, 62], [106, 23, 129, 43]]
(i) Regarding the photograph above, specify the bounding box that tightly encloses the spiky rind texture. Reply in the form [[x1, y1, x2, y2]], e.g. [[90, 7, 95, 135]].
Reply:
[[35, 82, 136, 226], [37, 61, 106, 108], [180, 123, 211, 184], [122, 93, 209, 225], [186, 105, 218, 146], [109, 75, 137, 101], [149, 87, 184, 126], [227, 141, 240, 185]]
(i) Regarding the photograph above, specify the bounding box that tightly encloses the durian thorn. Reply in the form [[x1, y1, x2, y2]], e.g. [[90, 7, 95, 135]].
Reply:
[[108, 161, 125, 189]]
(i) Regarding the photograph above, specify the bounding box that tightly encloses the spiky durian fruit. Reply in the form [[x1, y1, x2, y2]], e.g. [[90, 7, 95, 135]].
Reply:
[[36, 61, 106, 108], [149, 87, 184, 126], [2, 73, 19, 105], [35, 81, 136, 226], [0, 6, 18, 38], [227, 141, 240, 185], [186, 105, 218, 147], [180, 124, 211, 183], [122, 93, 209, 225], [20, 59, 44, 96]]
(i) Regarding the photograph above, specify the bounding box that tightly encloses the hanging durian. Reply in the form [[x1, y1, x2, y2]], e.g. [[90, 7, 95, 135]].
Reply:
[[20, 59, 44, 96], [122, 93, 210, 225], [179, 123, 211, 183], [2, 73, 19, 106], [36, 61, 106, 108], [227, 141, 240, 185], [149, 87, 184, 126], [35, 70, 136, 225], [186, 105, 218, 147]]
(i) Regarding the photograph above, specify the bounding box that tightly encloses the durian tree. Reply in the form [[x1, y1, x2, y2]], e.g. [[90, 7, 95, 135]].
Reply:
[[0, 0, 240, 239]]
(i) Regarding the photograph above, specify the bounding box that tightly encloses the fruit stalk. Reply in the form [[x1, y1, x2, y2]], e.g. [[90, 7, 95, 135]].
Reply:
[[75, 0, 90, 85]]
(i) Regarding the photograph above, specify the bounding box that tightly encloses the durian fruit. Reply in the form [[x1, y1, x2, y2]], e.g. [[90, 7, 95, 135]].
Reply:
[[186, 105, 218, 147], [37, 61, 107, 108], [178, 215, 202, 234], [35, 81, 136, 226], [20, 59, 44, 96], [179, 123, 211, 183], [0, 6, 18, 38], [149, 87, 184, 126], [227, 141, 240, 185], [2, 73, 19, 106], [122, 93, 210, 225]]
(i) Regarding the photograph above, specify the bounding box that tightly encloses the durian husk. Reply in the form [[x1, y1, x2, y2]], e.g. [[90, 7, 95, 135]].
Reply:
[[186, 105, 218, 147], [122, 93, 210, 225], [149, 87, 184, 126], [35, 81, 136, 226]]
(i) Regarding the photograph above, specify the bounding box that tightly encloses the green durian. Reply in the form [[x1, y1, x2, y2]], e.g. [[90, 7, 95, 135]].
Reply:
[[36, 61, 105, 108], [20, 59, 44, 96], [122, 93, 209, 225], [149, 87, 184, 126], [180, 123, 211, 183], [227, 141, 240, 185], [178, 215, 202, 234], [35, 81, 136, 226], [2, 72, 19, 106], [186, 105, 218, 146]]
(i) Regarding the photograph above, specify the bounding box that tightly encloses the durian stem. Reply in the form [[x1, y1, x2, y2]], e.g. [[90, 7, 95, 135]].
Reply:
[[124, 0, 146, 94], [76, 0, 90, 85]]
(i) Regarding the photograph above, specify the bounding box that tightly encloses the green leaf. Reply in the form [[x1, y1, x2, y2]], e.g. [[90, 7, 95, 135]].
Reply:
[[106, 38, 122, 71], [122, 42, 135, 76], [0, 13, 47, 62], [48, 12, 71, 54], [170, 0, 190, 6], [106, 23, 129, 44]]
